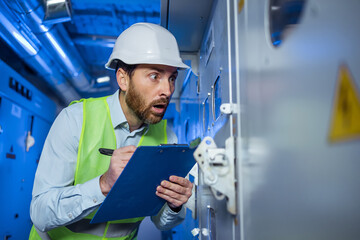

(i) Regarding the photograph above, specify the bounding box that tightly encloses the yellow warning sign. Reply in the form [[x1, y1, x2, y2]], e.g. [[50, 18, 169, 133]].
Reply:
[[328, 64, 360, 143], [238, 0, 245, 14]]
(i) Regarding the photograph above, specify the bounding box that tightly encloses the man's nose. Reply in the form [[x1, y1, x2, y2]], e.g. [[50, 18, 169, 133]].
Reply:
[[159, 78, 173, 97]]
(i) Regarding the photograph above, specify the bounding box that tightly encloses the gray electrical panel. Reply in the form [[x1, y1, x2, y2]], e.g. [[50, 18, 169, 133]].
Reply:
[[171, 0, 360, 239]]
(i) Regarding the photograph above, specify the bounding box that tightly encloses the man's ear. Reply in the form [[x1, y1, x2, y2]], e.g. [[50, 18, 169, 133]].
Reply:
[[116, 68, 129, 91]]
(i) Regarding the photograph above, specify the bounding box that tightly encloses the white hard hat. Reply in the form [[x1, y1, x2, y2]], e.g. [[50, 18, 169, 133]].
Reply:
[[105, 22, 189, 70]]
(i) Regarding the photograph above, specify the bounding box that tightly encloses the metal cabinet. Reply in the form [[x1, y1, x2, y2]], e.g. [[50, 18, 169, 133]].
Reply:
[[171, 0, 360, 239], [0, 60, 56, 240], [237, 0, 360, 239]]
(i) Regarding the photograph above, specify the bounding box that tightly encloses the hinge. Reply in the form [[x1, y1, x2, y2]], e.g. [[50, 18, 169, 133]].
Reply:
[[193, 136, 236, 214], [220, 103, 238, 114]]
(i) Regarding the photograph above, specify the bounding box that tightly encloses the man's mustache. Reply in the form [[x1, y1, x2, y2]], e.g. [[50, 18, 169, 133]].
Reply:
[[150, 98, 169, 106]]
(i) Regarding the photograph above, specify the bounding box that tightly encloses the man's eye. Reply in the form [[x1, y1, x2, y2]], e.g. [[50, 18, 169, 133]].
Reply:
[[150, 74, 158, 80], [169, 76, 176, 83]]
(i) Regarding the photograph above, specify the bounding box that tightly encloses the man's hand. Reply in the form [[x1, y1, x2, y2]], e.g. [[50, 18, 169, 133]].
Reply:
[[100, 145, 136, 196], [156, 175, 193, 210]]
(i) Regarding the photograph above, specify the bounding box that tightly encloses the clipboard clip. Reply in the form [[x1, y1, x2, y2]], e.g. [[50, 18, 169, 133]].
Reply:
[[159, 144, 188, 147]]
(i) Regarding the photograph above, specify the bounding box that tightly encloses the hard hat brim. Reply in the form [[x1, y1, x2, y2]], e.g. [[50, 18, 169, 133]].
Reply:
[[105, 57, 190, 70]]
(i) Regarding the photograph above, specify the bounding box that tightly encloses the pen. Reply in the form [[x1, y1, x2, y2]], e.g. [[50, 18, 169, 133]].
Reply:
[[99, 148, 114, 156]]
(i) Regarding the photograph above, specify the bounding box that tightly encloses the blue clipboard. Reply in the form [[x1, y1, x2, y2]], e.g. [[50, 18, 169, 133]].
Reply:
[[91, 145, 196, 224]]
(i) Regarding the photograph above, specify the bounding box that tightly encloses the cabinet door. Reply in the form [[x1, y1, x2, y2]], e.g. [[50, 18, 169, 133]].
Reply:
[[0, 96, 34, 240]]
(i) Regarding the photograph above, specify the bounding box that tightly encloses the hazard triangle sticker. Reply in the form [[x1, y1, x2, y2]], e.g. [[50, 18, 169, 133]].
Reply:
[[328, 64, 360, 143]]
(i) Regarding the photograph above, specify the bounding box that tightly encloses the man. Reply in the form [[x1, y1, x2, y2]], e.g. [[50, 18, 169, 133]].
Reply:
[[29, 22, 193, 240]]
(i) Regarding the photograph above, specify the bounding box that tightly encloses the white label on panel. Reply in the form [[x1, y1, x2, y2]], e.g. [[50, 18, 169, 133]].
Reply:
[[204, 23, 215, 66], [11, 103, 22, 118]]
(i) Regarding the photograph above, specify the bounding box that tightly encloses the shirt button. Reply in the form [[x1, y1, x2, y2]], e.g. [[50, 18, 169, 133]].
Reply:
[[93, 198, 97, 203], [68, 213, 73, 218]]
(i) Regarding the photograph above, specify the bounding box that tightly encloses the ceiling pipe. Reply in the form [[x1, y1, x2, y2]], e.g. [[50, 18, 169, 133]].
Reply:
[[5, 0, 93, 92], [0, 3, 80, 104]]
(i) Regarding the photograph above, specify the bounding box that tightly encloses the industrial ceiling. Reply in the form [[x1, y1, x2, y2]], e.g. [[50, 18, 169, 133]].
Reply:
[[0, 0, 213, 107]]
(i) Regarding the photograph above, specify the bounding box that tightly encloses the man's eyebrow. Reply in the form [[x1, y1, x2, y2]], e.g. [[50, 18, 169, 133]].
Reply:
[[172, 70, 179, 76], [149, 67, 178, 76]]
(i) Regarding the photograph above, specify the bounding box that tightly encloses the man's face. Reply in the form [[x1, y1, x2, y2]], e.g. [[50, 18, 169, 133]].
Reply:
[[125, 64, 178, 124]]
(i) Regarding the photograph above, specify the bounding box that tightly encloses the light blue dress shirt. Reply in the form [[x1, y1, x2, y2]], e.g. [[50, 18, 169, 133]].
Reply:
[[30, 89, 185, 232]]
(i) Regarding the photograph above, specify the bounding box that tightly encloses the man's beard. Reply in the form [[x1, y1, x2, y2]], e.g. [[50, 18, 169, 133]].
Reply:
[[125, 81, 169, 124]]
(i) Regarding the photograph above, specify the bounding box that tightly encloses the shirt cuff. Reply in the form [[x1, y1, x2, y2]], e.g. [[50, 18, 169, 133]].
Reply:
[[77, 176, 106, 209], [165, 203, 186, 216], [151, 203, 186, 231]]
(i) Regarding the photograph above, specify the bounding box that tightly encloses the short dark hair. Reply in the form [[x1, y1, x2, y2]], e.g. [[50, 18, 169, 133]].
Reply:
[[115, 60, 138, 78]]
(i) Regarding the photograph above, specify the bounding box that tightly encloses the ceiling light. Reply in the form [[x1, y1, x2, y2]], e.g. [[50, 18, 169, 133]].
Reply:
[[44, 0, 72, 24], [96, 76, 110, 83]]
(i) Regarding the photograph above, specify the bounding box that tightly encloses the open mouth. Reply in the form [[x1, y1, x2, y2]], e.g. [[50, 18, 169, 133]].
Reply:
[[152, 103, 167, 114], [154, 104, 166, 109]]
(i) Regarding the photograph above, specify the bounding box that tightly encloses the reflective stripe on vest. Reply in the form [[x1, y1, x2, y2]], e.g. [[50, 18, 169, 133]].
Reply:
[[31, 222, 140, 240], [29, 96, 167, 240]]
